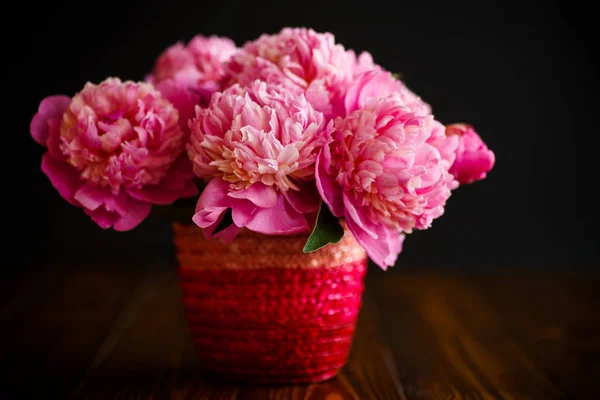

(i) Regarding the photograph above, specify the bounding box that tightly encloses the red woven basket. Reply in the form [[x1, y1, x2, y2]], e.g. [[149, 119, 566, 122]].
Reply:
[[172, 222, 368, 384]]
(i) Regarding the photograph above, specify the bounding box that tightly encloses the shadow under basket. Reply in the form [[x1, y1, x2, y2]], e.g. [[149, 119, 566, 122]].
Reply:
[[172, 222, 368, 384]]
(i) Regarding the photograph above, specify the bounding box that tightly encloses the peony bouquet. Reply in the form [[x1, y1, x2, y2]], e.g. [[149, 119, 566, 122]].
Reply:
[[31, 27, 494, 270], [30, 27, 495, 383]]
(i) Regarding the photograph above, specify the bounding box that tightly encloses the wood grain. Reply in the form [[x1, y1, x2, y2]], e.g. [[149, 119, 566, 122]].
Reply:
[[0, 263, 151, 398], [371, 271, 600, 400], [1, 267, 598, 399]]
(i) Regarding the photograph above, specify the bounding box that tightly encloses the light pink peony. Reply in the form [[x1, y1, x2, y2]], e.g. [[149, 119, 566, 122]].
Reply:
[[316, 94, 458, 269], [30, 78, 198, 231], [344, 70, 432, 117], [188, 81, 327, 239], [224, 27, 355, 117], [446, 123, 495, 184], [149, 35, 238, 106]]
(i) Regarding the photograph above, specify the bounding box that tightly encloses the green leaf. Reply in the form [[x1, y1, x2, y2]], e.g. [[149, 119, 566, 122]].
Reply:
[[303, 202, 344, 253], [213, 208, 233, 235], [391, 72, 402, 80]]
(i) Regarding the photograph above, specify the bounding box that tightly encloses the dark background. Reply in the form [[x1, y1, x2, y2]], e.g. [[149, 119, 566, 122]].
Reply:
[[9, 0, 598, 273]]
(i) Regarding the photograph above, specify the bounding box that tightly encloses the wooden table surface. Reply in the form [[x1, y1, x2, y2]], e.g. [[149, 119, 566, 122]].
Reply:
[[1, 263, 598, 399]]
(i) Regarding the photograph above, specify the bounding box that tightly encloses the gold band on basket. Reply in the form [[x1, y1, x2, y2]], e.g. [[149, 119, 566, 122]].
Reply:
[[172, 222, 367, 270]]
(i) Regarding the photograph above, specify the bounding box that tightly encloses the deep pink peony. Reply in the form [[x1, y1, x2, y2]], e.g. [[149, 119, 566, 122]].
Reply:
[[30, 78, 198, 231], [316, 94, 458, 269], [224, 27, 356, 117], [344, 70, 432, 117], [446, 123, 495, 184], [188, 81, 327, 239], [149, 35, 238, 105]]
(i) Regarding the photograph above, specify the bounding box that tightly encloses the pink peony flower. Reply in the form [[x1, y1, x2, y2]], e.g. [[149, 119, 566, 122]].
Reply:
[[188, 81, 327, 239], [30, 78, 198, 231], [224, 27, 355, 117], [446, 123, 495, 184], [149, 35, 238, 106], [316, 94, 458, 269], [344, 70, 432, 117]]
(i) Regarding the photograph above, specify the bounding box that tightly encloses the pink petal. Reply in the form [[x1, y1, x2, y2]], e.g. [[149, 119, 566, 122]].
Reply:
[[446, 124, 495, 185], [344, 71, 371, 116], [155, 79, 199, 131], [113, 199, 152, 231], [85, 207, 120, 229], [227, 183, 277, 208], [46, 119, 65, 160], [344, 70, 430, 117], [74, 182, 111, 211], [383, 229, 405, 267], [315, 148, 344, 217], [230, 199, 257, 227], [78, 186, 141, 230], [193, 207, 228, 228], [283, 182, 320, 214], [195, 178, 232, 212], [193, 180, 244, 242], [451, 149, 496, 184], [342, 191, 378, 239], [172, 66, 202, 89], [103, 192, 128, 215], [193, 178, 236, 228], [344, 70, 401, 116], [41, 153, 81, 206], [345, 215, 404, 270], [305, 80, 333, 117], [30, 95, 71, 146], [245, 194, 309, 235]]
